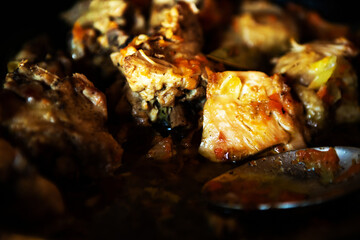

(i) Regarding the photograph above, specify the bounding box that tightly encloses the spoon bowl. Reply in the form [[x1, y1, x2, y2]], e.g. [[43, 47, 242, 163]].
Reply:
[[203, 147, 360, 210]]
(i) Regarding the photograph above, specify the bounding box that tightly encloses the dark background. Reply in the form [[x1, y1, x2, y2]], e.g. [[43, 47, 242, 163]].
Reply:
[[274, 0, 360, 24], [0, 1, 74, 77]]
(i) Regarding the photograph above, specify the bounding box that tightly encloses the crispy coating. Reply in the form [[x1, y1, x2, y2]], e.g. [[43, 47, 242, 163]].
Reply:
[[233, 1, 299, 55]]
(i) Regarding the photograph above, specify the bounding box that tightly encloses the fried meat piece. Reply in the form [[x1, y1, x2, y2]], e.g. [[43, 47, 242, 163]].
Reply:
[[273, 38, 360, 128], [199, 70, 306, 162], [234, 1, 298, 55], [150, 0, 235, 52], [70, 0, 146, 59], [111, 2, 213, 128], [208, 1, 298, 70], [66, 0, 148, 90], [0, 60, 123, 178]]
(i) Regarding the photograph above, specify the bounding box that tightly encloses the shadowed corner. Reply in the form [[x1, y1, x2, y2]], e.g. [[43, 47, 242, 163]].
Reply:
[[0, 1, 75, 78]]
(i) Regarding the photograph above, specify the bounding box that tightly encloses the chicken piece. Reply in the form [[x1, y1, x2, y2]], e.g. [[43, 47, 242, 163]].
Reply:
[[149, 0, 178, 28], [199, 70, 306, 162], [149, 0, 202, 28], [234, 1, 298, 55], [273, 38, 360, 128], [208, 1, 298, 70], [66, 0, 148, 90], [111, 2, 214, 128], [70, 0, 146, 59], [0, 60, 123, 178]]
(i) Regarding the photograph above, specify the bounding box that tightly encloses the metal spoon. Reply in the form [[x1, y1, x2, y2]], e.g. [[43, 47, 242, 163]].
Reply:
[[203, 147, 360, 210]]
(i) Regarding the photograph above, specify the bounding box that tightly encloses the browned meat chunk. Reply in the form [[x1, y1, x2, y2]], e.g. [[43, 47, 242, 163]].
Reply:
[[233, 1, 298, 55], [208, 1, 298, 70], [0, 60, 123, 178], [199, 70, 307, 162], [111, 2, 215, 128], [69, 0, 146, 59], [65, 0, 149, 90], [273, 38, 360, 128], [112, 2, 205, 105]]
